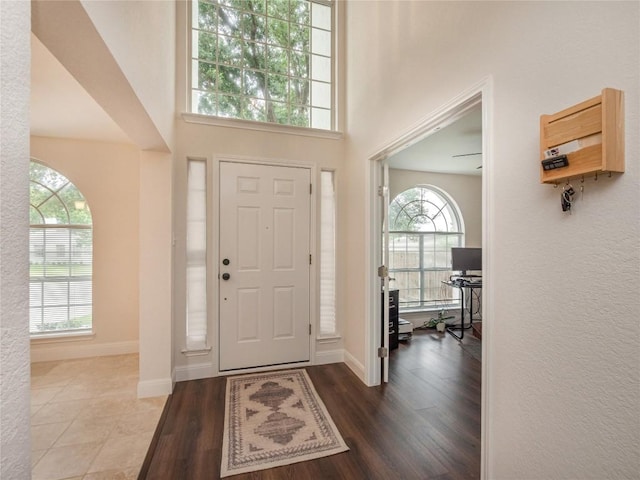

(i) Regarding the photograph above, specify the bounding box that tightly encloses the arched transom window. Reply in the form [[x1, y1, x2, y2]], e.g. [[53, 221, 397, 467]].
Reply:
[[29, 160, 93, 336], [389, 186, 463, 309]]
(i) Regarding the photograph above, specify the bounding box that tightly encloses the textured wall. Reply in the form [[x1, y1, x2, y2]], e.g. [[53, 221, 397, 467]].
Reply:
[[344, 1, 639, 478], [0, 0, 31, 477]]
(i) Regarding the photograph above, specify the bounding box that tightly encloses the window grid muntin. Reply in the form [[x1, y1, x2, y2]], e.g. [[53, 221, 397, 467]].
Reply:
[[29, 161, 93, 336], [29, 227, 93, 334], [389, 186, 463, 310], [390, 186, 460, 233], [191, 0, 333, 129], [389, 232, 463, 309]]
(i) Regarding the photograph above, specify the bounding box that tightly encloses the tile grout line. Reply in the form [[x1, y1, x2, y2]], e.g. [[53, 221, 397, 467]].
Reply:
[[31, 354, 154, 480]]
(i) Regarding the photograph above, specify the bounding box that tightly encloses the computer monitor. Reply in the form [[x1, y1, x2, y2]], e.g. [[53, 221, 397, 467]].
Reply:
[[451, 247, 482, 276]]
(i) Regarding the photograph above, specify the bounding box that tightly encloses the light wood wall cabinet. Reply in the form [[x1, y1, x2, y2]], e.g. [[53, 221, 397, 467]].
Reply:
[[540, 88, 624, 184]]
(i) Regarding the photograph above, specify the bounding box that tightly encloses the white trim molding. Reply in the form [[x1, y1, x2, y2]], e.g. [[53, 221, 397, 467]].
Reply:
[[30, 340, 139, 363], [365, 77, 492, 387], [137, 377, 174, 399], [314, 349, 344, 365], [174, 362, 217, 382], [182, 113, 343, 140], [343, 350, 366, 384], [365, 76, 494, 479]]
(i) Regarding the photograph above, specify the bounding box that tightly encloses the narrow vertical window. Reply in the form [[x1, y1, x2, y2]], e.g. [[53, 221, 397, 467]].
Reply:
[[185, 160, 208, 351], [319, 170, 336, 336]]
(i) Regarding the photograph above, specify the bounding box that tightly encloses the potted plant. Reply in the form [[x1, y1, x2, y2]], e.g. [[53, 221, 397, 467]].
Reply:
[[426, 310, 455, 332]]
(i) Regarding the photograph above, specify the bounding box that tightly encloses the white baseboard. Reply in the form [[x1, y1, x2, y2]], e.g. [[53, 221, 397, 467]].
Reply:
[[137, 377, 173, 398], [30, 340, 138, 363], [174, 362, 217, 382], [174, 351, 345, 382], [343, 350, 365, 383], [314, 349, 344, 365]]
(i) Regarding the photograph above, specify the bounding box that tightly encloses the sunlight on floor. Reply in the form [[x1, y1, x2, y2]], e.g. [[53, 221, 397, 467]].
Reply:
[[30, 354, 166, 480]]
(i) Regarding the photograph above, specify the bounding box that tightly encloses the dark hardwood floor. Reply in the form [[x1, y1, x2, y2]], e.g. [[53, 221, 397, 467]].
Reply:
[[139, 329, 481, 479]]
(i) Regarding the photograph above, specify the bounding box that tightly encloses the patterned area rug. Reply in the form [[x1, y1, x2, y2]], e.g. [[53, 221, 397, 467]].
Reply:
[[221, 369, 349, 477]]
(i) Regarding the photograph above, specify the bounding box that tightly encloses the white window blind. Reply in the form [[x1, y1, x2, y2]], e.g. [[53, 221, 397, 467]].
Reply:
[[388, 186, 464, 310], [29, 160, 93, 336], [319, 170, 337, 336], [186, 160, 208, 351]]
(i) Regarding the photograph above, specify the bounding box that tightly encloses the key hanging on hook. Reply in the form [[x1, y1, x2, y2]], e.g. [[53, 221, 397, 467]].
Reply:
[[561, 183, 575, 214]]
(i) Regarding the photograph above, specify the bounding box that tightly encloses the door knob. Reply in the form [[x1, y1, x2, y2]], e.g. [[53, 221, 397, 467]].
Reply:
[[222, 273, 231, 281]]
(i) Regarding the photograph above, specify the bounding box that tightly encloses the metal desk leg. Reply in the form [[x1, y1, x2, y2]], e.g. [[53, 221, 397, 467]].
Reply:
[[446, 285, 474, 341]]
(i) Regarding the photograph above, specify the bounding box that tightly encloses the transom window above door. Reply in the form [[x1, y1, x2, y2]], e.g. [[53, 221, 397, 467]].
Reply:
[[190, 0, 334, 130], [389, 186, 464, 310]]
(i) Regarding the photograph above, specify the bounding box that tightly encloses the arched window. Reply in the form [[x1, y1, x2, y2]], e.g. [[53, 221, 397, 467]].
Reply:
[[29, 160, 93, 336], [389, 185, 463, 309]]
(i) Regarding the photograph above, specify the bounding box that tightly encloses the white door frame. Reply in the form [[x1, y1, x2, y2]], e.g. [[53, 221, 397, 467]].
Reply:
[[211, 155, 317, 376], [365, 77, 493, 476]]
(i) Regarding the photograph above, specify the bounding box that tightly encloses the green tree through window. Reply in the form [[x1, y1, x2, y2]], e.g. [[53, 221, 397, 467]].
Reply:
[[29, 160, 93, 335], [191, 0, 333, 129]]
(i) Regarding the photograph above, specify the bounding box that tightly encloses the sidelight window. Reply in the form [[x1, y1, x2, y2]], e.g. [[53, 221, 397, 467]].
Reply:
[[185, 159, 209, 352], [319, 170, 337, 336]]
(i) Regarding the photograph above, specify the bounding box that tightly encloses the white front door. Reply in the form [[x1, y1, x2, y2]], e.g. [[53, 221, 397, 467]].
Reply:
[[219, 161, 311, 371]]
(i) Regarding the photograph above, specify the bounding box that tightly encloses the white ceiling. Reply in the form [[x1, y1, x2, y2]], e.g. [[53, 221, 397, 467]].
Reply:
[[30, 34, 132, 144], [388, 104, 483, 175]]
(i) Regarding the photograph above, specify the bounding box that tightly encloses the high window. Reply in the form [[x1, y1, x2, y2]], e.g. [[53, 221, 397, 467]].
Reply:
[[389, 186, 463, 310], [29, 160, 92, 336], [190, 0, 333, 130]]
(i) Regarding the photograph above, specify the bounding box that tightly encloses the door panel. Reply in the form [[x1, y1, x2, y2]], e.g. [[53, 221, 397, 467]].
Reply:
[[273, 286, 295, 338], [219, 161, 311, 371], [237, 207, 260, 270], [237, 288, 260, 341], [273, 208, 294, 269]]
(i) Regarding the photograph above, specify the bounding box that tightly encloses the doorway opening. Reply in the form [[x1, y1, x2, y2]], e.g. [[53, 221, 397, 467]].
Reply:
[[366, 79, 492, 473], [387, 106, 481, 341]]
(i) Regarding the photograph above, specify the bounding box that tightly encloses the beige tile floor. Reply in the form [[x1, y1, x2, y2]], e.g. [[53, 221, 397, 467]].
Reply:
[[31, 354, 166, 480]]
